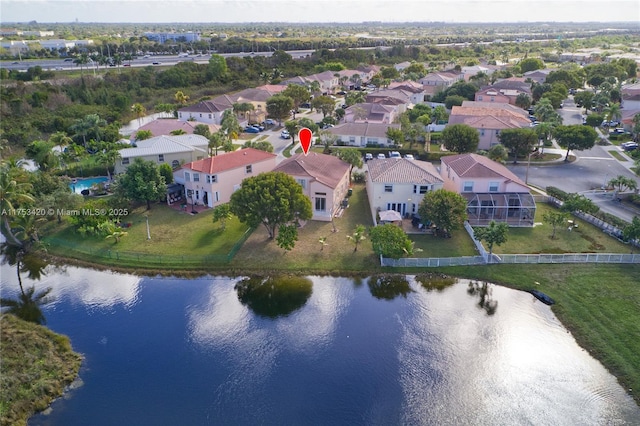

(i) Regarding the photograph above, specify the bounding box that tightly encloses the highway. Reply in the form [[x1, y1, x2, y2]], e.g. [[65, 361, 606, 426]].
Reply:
[[0, 49, 319, 72]]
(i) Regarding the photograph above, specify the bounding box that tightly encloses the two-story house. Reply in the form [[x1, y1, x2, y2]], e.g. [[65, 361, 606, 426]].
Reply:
[[448, 101, 531, 150], [366, 158, 444, 222], [344, 103, 399, 124], [273, 152, 351, 222], [173, 148, 277, 209], [115, 134, 209, 174], [440, 153, 536, 227], [177, 95, 234, 125], [132, 119, 220, 142]]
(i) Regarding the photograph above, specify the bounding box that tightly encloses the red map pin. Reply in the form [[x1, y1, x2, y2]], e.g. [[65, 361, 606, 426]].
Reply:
[[298, 127, 313, 155]]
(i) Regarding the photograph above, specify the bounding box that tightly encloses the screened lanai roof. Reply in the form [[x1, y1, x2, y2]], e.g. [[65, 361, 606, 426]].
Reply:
[[462, 192, 536, 208]]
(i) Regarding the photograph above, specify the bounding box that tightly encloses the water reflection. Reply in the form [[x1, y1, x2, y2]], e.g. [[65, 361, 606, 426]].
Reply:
[[235, 275, 313, 318], [368, 274, 413, 300], [467, 281, 498, 315], [0, 244, 53, 324]]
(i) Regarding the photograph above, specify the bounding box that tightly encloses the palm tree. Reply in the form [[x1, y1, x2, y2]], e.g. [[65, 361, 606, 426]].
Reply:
[[70, 114, 107, 146], [96, 149, 119, 179], [174, 90, 190, 106], [308, 80, 321, 95], [604, 103, 622, 125], [0, 164, 35, 247], [131, 103, 147, 126], [13, 213, 44, 251], [0, 245, 53, 325], [48, 131, 72, 155], [73, 53, 89, 78], [349, 74, 362, 89]]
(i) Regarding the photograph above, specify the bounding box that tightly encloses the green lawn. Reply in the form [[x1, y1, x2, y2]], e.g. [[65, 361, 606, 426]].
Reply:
[[608, 150, 629, 162], [494, 203, 631, 254], [410, 229, 477, 257]]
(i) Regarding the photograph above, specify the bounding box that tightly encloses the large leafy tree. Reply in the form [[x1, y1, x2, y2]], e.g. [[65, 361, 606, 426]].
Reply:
[[473, 221, 509, 261], [561, 193, 598, 215], [281, 84, 311, 112], [622, 216, 640, 252], [553, 125, 598, 162], [115, 158, 167, 210], [207, 54, 228, 81], [442, 124, 479, 154], [573, 91, 594, 113], [266, 94, 294, 125], [369, 224, 413, 259], [311, 95, 336, 118], [229, 172, 312, 239], [498, 128, 538, 164], [518, 58, 544, 73], [418, 189, 468, 237], [276, 223, 298, 252]]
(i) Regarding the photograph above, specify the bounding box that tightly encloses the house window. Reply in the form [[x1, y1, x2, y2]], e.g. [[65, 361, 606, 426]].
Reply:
[[245, 165, 252, 174], [384, 185, 393, 193], [495, 130, 500, 136], [489, 182, 499, 192], [480, 129, 485, 136], [315, 193, 326, 212], [172, 160, 179, 168], [349, 137, 356, 144], [463, 182, 474, 192], [414, 185, 429, 194], [121, 158, 130, 165], [193, 173, 200, 182], [195, 190, 199, 199], [158, 154, 164, 162], [367, 138, 379, 145], [199, 113, 202, 118], [179, 113, 182, 118], [208, 114, 212, 119], [478, 96, 483, 101], [185, 172, 191, 182], [207, 175, 217, 183], [297, 179, 306, 189], [214, 191, 220, 202]]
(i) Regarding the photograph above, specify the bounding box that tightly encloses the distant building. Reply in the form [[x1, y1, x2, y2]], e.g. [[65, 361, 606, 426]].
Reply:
[[144, 32, 201, 43]]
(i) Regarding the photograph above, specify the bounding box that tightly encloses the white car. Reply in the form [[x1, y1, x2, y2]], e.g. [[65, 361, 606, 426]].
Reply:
[[389, 151, 401, 158], [404, 154, 415, 160], [377, 153, 386, 159], [280, 130, 291, 139]]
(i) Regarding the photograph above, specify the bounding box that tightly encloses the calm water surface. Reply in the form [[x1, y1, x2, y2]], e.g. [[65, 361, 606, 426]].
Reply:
[[1, 264, 638, 425]]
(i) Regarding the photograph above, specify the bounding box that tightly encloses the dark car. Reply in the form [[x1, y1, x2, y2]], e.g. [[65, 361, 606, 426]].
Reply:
[[152, 61, 161, 65], [622, 142, 638, 151], [251, 124, 265, 131], [244, 126, 260, 134]]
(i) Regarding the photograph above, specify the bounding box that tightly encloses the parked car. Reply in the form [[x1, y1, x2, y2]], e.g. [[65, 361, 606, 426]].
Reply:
[[621, 142, 638, 151], [377, 153, 386, 159], [404, 154, 415, 160], [64, 58, 73, 62], [281, 130, 291, 139], [265, 119, 276, 125], [244, 126, 260, 134], [251, 124, 265, 131], [389, 151, 401, 158], [365, 153, 373, 161]]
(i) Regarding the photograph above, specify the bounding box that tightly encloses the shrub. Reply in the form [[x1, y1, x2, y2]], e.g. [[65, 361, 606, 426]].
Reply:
[[546, 186, 568, 200], [352, 171, 366, 183]]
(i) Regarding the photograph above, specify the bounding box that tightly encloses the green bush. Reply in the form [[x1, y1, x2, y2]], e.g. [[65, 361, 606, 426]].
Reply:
[[546, 186, 569, 200]]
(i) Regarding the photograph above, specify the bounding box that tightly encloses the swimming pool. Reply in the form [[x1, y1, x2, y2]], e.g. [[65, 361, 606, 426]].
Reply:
[[69, 177, 109, 194]]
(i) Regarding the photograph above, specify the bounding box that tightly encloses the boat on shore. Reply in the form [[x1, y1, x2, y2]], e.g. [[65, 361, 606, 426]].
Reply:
[[529, 289, 555, 305]]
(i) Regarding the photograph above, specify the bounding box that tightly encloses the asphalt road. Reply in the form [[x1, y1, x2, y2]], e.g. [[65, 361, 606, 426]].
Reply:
[[507, 95, 639, 222]]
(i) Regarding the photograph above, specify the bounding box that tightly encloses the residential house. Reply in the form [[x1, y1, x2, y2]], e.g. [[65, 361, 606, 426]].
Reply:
[[132, 119, 220, 142], [356, 65, 381, 82], [394, 61, 412, 72], [326, 122, 400, 147], [336, 69, 371, 89], [489, 77, 532, 96], [440, 153, 536, 227], [366, 158, 444, 222], [419, 71, 464, 89], [173, 148, 277, 208], [366, 88, 412, 113], [448, 101, 531, 150], [273, 152, 351, 221], [177, 95, 234, 125], [344, 103, 399, 124], [461, 65, 497, 81], [388, 81, 427, 104], [115, 134, 209, 174], [474, 87, 511, 105], [523, 69, 552, 85], [282, 71, 339, 94]]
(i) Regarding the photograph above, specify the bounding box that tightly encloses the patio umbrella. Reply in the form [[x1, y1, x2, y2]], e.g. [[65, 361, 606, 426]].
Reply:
[[379, 210, 403, 222]]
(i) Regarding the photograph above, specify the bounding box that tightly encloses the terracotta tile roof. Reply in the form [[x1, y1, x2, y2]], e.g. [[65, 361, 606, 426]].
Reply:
[[273, 152, 350, 189], [367, 158, 443, 184], [441, 153, 526, 187], [449, 101, 530, 129], [181, 148, 276, 174]]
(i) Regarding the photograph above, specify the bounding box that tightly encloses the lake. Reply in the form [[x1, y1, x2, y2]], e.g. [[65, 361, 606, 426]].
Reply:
[[1, 264, 638, 425]]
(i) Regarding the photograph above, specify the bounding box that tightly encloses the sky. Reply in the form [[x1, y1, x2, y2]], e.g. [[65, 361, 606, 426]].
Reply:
[[1, 0, 639, 23]]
